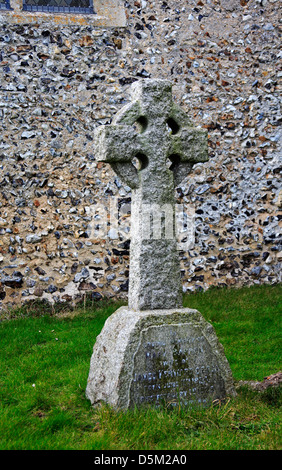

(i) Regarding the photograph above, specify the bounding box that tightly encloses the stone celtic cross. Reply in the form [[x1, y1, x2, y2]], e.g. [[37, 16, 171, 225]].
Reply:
[[87, 80, 236, 410], [94, 79, 208, 310]]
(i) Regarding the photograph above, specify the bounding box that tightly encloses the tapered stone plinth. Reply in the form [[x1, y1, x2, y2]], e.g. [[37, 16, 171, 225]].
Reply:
[[86, 307, 236, 409]]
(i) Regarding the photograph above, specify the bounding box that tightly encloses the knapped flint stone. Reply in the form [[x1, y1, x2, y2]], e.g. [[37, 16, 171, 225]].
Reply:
[[2, 271, 23, 288], [86, 307, 236, 410]]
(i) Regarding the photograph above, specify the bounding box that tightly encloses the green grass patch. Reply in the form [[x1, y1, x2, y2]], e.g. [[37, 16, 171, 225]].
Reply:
[[183, 283, 281, 381], [0, 284, 281, 450]]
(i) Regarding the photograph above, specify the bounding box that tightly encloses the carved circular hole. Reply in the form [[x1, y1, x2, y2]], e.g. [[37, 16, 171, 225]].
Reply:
[[134, 116, 148, 133], [132, 153, 149, 171], [166, 117, 180, 135], [166, 154, 181, 171]]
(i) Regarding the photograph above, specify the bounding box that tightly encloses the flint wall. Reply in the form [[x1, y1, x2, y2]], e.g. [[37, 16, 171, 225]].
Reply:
[[0, 0, 281, 309]]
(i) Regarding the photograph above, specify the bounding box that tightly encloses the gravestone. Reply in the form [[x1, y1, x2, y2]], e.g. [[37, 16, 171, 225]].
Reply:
[[86, 79, 236, 409]]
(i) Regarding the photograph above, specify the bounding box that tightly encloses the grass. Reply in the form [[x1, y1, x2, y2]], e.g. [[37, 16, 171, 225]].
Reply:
[[0, 284, 281, 450]]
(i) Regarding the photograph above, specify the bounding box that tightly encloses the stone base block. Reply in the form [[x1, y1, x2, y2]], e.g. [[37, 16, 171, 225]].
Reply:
[[86, 307, 236, 410]]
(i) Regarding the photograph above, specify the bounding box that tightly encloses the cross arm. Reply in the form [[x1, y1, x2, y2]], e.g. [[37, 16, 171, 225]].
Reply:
[[168, 127, 208, 164], [94, 124, 141, 189], [94, 124, 140, 164], [167, 127, 208, 187]]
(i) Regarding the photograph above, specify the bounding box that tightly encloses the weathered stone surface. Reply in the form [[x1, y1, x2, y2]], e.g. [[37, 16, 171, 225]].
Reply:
[[86, 306, 236, 409]]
